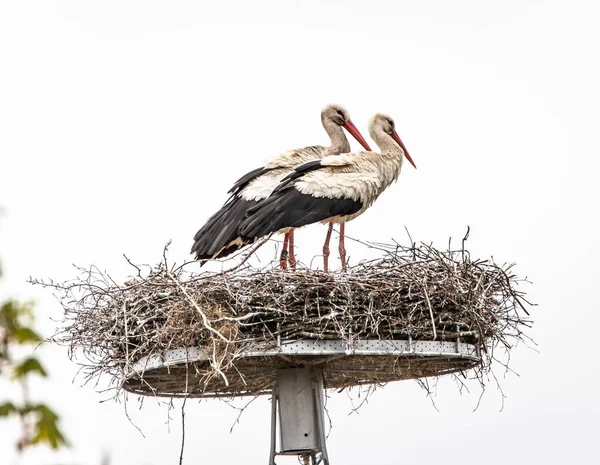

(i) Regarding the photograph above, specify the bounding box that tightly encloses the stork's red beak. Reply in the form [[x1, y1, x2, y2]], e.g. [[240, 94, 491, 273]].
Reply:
[[391, 130, 416, 169], [343, 120, 372, 152]]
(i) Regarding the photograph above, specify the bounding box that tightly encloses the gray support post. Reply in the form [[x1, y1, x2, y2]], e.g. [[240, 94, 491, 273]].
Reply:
[[312, 375, 329, 465], [269, 384, 278, 465], [268, 367, 329, 464]]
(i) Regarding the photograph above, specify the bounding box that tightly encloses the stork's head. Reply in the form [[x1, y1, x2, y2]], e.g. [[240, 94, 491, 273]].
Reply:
[[369, 113, 416, 169], [321, 104, 351, 126], [321, 104, 372, 152]]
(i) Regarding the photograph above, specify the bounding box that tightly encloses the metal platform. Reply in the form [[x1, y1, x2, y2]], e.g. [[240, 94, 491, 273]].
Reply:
[[122, 339, 481, 398], [122, 339, 481, 464]]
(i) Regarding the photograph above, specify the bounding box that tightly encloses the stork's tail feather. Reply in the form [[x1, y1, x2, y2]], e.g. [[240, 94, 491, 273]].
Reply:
[[191, 197, 258, 261]]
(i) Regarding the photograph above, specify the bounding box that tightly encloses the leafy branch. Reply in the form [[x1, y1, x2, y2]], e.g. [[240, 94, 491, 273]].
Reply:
[[1, 286, 68, 452]]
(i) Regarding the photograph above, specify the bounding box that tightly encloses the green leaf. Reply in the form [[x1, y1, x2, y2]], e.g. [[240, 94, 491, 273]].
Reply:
[[30, 404, 69, 449], [0, 401, 17, 417], [1, 299, 35, 332], [12, 327, 43, 344], [13, 357, 48, 379], [0, 300, 18, 330]]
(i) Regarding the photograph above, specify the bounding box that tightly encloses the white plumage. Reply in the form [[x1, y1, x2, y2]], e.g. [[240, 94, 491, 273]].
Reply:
[[238, 113, 417, 271]]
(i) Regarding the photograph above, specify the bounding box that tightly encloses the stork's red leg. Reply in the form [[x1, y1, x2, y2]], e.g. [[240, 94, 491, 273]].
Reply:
[[287, 228, 296, 271], [280, 232, 289, 270], [339, 222, 347, 272], [323, 223, 333, 273]]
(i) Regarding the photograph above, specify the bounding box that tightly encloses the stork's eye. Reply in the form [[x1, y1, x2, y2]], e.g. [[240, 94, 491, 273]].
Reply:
[[336, 110, 345, 118], [387, 119, 394, 127]]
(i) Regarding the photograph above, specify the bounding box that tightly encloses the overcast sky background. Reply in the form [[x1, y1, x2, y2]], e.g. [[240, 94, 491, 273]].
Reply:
[[1, 1, 599, 464]]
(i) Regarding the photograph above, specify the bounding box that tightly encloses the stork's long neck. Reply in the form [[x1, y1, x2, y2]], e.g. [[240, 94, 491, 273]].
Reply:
[[371, 128, 405, 185], [322, 118, 351, 154], [372, 129, 402, 157]]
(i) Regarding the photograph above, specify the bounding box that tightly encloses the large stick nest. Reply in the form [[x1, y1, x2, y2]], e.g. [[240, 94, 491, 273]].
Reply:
[[35, 238, 533, 398]]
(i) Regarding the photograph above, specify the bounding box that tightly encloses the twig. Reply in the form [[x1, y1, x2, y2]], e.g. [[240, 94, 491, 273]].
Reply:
[[122, 301, 130, 371], [179, 356, 189, 465], [170, 274, 229, 343], [422, 277, 437, 340]]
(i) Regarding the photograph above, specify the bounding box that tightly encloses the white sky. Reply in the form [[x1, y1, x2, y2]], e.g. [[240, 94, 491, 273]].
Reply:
[[1, 0, 599, 464]]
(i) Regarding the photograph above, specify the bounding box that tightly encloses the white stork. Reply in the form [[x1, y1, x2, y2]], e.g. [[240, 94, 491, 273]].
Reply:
[[190, 104, 372, 268], [238, 113, 417, 272]]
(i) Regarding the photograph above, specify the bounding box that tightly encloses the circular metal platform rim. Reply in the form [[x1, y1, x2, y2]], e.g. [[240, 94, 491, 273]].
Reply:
[[125, 339, 481, 379]]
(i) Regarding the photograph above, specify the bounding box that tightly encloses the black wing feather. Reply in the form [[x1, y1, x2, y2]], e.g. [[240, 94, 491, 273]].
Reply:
[[227, 166, 271, 195], [239, 185, 362, 240], [191, 196, 258, 260], [191, 165, 273, 261], [246, 158, 336, 216], [277, 160, 325, 188]]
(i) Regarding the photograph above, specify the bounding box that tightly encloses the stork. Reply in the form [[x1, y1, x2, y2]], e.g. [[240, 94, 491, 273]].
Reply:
[[190, 104, 372, 269], [238, 113, 417, 272]]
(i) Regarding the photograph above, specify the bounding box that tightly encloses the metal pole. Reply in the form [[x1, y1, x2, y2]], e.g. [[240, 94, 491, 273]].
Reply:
[[268, 384, 278, 465], [269, 368, 329, 464], [312, 374, 329, 465]]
